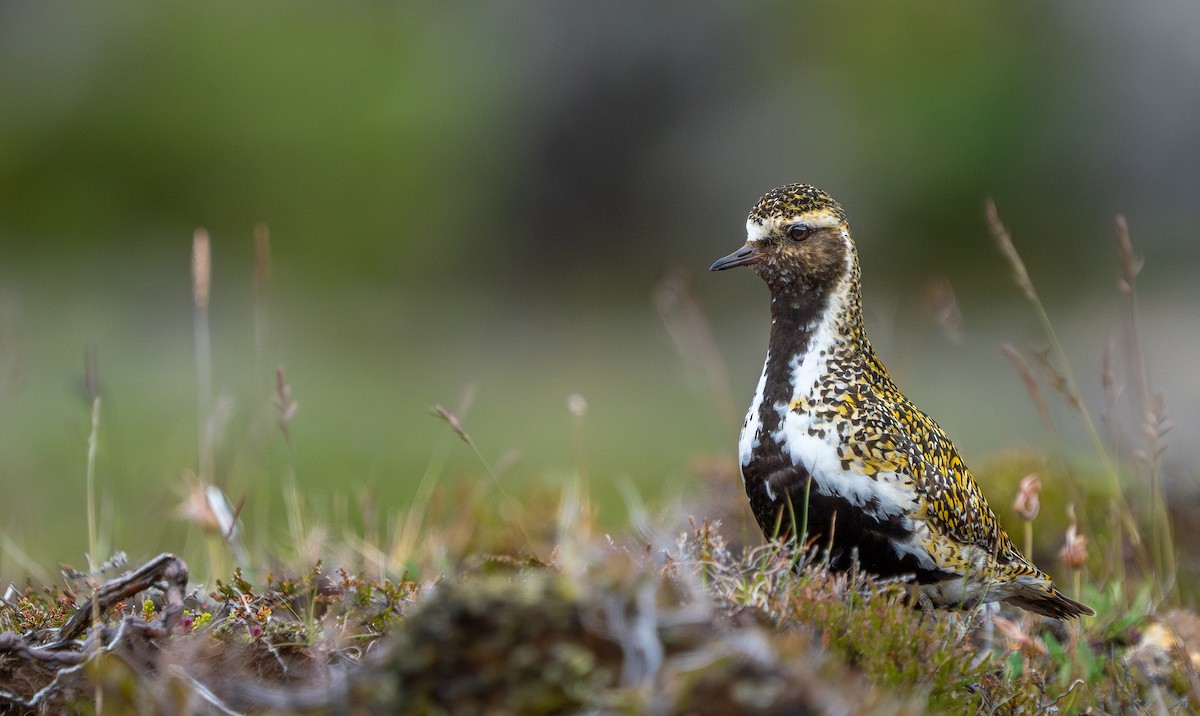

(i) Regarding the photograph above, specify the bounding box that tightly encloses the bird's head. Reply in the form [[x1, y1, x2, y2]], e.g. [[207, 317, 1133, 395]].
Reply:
[[710, 184, 855, 295]]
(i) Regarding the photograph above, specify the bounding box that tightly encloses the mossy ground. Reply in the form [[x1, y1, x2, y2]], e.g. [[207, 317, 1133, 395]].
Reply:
[[1, 478, 1197, 715]]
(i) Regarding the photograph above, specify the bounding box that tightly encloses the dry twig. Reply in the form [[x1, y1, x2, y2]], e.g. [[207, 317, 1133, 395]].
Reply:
[[55, 553, 189, 645]]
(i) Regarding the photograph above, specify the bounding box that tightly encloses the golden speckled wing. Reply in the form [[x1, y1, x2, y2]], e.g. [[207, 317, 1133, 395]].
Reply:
[[853, 385, 1013, 555]]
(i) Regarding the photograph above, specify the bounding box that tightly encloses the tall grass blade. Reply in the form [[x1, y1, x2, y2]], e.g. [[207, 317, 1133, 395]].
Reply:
[[985, 200, 1145, 564]]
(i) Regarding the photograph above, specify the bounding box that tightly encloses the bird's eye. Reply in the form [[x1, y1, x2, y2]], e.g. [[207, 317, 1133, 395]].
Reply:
[[786, 224, 812, 242]]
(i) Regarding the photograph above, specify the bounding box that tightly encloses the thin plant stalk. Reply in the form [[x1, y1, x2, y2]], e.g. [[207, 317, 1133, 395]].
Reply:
[[86, 397, 101, 569], [778, 474, 813, 576], [799, 473, 812, 556], [393, 387, 472, 566], [275, 368, 305, 562], [655, 270, 740, 433], [986, 201, 1145, 559], [1000, 344, 1057, 440], [83, 345, 102, 715], [1114, 216, 1176, 594], [0, 535, 52, 585], [568, 393, 589, 489], [193, 230, 214, 483], [283, 464, 305, 564], [251, 226, 273, 569], [394, 440, 450, 566], [1023, 520, 1033, 564], [1012, 474, 1040, 563], [463, 435, 534, 550], [433, 404, 534, 551], [986, 202, 1117, 481], [84, 345, 102, 571]]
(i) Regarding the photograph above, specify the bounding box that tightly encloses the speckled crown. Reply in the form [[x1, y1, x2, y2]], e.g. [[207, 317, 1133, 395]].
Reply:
[[748, 184, 846, 224]]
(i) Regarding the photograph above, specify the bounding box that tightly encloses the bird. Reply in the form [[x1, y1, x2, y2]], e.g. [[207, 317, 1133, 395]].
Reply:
[[710, 183, 1093, 619]]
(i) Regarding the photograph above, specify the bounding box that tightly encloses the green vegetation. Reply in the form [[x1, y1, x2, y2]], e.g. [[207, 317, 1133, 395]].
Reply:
[[0, 204, 1196, 714], [0, 501, 1194, 713]]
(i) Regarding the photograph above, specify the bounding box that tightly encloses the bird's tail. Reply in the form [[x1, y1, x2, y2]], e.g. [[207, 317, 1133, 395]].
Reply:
[[1004, 586, 1095, 620]]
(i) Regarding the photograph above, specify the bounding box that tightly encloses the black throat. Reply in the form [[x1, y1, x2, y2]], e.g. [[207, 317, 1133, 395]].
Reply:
[[739, 284, 825, 513], [739, 283, 830, 542], [755, 285, 831, 448]]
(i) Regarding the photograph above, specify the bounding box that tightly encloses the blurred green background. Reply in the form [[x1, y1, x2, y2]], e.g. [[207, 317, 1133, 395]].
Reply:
[[2, 1, 1199, 579]]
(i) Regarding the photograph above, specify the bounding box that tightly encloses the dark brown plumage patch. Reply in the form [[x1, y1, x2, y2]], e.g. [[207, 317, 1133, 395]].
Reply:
[[753, 230, 848, 297]]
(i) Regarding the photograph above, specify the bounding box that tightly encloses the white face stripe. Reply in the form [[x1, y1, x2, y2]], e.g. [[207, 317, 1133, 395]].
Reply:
[[745, 208, 845, 244], [745, 218, 771, 244]]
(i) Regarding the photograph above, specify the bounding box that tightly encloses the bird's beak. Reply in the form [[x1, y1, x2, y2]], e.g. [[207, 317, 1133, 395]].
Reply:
[[709, 245, 762, 271]]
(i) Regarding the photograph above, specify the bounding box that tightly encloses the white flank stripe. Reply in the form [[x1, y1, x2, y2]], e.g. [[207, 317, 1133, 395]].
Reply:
[[738, 351, 770, 480]]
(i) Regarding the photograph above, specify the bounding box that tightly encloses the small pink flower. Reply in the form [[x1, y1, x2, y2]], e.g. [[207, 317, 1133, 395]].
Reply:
[[1059, 504, 1088, 569], [1012, 473, 1041, 521]]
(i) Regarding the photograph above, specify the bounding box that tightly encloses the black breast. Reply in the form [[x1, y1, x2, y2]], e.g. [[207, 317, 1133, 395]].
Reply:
[[741, 290, 956, 585], [744, 472, 953, 583]]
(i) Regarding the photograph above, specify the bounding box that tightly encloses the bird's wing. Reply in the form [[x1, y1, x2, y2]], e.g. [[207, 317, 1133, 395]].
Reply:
[[851, 386, 1015, 555]]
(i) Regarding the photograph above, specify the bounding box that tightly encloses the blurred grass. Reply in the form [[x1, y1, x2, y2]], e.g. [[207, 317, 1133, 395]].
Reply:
[[2, 231, 1197, 588], [1, 0, 1198, 600], [0, 254, 736, 575]]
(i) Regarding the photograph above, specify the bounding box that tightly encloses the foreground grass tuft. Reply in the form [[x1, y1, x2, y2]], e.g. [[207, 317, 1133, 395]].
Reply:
[[1, 509, 1197, 714]]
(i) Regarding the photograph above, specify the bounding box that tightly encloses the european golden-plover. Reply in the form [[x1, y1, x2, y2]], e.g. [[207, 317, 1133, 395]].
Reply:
[[711, 183, 1092, 619]]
